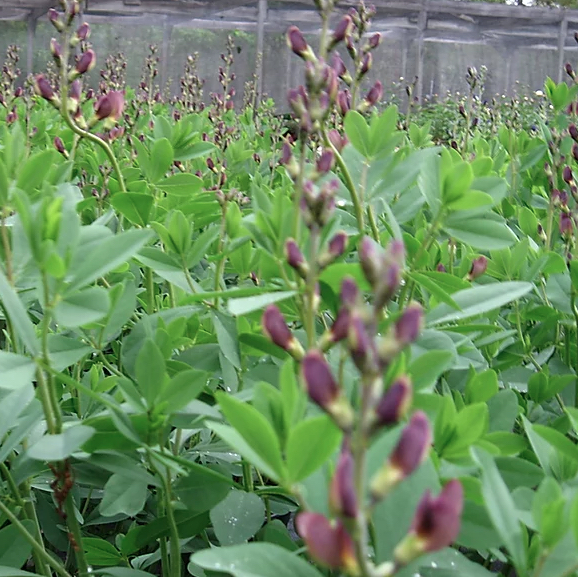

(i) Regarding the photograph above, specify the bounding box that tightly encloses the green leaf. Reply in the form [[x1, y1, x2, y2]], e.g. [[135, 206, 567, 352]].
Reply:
[[83, 538, 123, 567], [0, 520, 34, 569], [48, 335, 93, 371], [215, 393, 286, 481], [418, 151, 442, 212], [0, 269, 40, 356], [427, 282, 533, 326], [16, 150, 57, 191], [99, 474, 148, 517], [465, 370, 499, 404], [0, 351, 36, 391], [210, 490, 265, 545], [443, 214, 517, 249], [161, 369, 206, 414], [408, 350, 454, 391], [174, 141, 216, 162], [228, 291, 296, 316], [146, 138, 174, 183], [344, 111, 371, 157], [110, 193, 154, 226], [0, 569, 44, 577], [67, 229, 153, 292], [173, 462, 233, 514], [409, 272, 460, 310], [53, 286, 110, 327], [155, 173, 203, 196], [213, 312, 241, 369], [135, 339, 166, 405], [472, 448, 527, 574], [191, 543, 324, 577], [286, 415, 342, 482], [28, 425, 95, 461]]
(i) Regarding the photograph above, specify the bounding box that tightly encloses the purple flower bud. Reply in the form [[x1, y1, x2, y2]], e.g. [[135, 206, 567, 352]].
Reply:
[[6, 109, 17, 125], [560, 212, 574, 237], [316, 149, 334, 174], [69, 79, 82, 102], [337, 90, 351, 116], [436, 263, 447, 273], [281, 141, 293, 165], [301, 350, 339, 409], [458, 104, 466, 118], [573, 144, 578, 163], [285, 238, 308, 277], [467, 256, 487, 281], [567, 62, 575, 79], [328, 231, 347, 259], [394, 480, 464, 564], [360, 53, 372, 76], [564, 165, 574, 184], [390, 411, 431, 475], [85, 88, 94, 100], [365, 80, 383, 107], [76, 49, 96, 75], [329, 444, 357, 518], [34, 74, 55, 101], [54, 136, 66, 155], [329, 308, 351, 344], [50, 38, 62, 60], [287, 26, 311, 60], [375, 376, 413, 427], [94, 90, 124, 122], [348, 314, 378, 375], [48, 8, 64, 31], [76, 22, 90, 41], [340, 277, 359, 308], [368, 32, 381, 49], [331, 52, 347, 78], [395, 304, 423, 346], [296, 513, 358, 573], [359, 236, 381, 287], [262, 304, 304, 359], [328, 128, 347, 152], [331, 15, 352, 46]]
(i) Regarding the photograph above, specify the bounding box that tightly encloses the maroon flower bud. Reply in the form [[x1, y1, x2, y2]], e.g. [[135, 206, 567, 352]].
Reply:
[[560, 212, 574, 238], [76, 49, 96, 75], [370, 411, 431, 501], [296, 513, 358, 573], [467, 256, 487, 281], [281, 140, 292, 165], [364, 80, 383, 107], [6, 109, 17, 125], [50, 38, 62, 60], [368, 32, 381, 49], [69, 79, 82, 102], [337, 90, 351, 116], [287, 26, 313, 60], [570, 125, 578, 143], [85, 88, 94, 100], [329, 444, 357, 518], [34, 74, 56, 102], [359, 236, 382, 287], [328, 231, 347, 259], [48, 8, 64, 31], [301, 350, 339, 409], [330, 15, 352, 47], [340, 277, 359, 308], [348, 314, 379, 375], [328, 308, 351, 344], [76, 22, 90, 41], [331, 52, 347, 78], [395, 303, 423, 346], [564, 165, 574, 184], [54, 136, 66, 155], [394, 480, 464, 565], [316, 149, 334, 174], [328, 128, 347, 152], [573, 144, 578, 163], [566, 63, 575, 79], [458, 104, 466, 118], [94, 90, 124, 122], [285, 238, 308, 277], [359, 53, 372, 76], [374, 376, 413, 428], [436, 263, 447, 273], [262, 305, 304, 359]]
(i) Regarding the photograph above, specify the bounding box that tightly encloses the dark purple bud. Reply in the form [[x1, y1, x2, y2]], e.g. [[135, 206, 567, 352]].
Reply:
[[467, 256, 487, 281], [359, 236, 381, 287], [375, 376, 413, 427], [365, 80, 383, 107], [287, 26, 311, 60], [328, 231, 347, 258], [328, 129, 347, 152], [262, 305, 303, 358], [281, 141, 293, 165], [34, 74, 55, 101], [331, 15, 352, 45], [48, 8, 64, 31], [329, 444, 357, 518], [69, 79, 82, 102], [394, 480, 463, 564], [436, 263, 447, 273], [566, 63, 575, 79], [564, 165, 574, 184], [317, 149, 334, 174], [395, 303, 423, 346], [368, 32, 381, 49], [94, 90, 124, 121], [360, 53, 372, 76], [331, 52, 347, 78], [296, 513, 358, 573], [458, 104, 466, 118], [302, 350, 339, 409], [329, 308, 351, 343], [76, 22, 90, 41], [337, 90, 351, 116], [560, 212, 574, 237], [348, 314, 378, 375], [340, 277, 359, 308], [285, 238, 308, 277], [76, 49, 96, 75], [573, 144, 578, 163], [54, 136, 66, 154], [50, 38, 62, 60]]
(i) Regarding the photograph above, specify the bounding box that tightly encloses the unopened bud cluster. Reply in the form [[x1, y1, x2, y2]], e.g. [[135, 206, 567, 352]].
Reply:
[[0, 45, 23, 107]]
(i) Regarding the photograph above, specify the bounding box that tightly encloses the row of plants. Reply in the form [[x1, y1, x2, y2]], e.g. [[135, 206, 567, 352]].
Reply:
[[3, 0, 578, 576]]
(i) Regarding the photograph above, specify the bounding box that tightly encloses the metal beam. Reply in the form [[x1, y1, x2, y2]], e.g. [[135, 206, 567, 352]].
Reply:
[[557, 14, 568, 84], [255, 0, 267, 103]]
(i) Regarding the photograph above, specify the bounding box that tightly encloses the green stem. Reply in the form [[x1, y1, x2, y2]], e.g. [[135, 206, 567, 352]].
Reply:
[[145, 267, 155, 314], [35, 367, 58, 435], [305, 226, 320, 348], [322, 129, 365, 232], [242, 460, 254, 492], [0, 498, 72, 577], [367, 206, 380, 242], [64, 493, 89, 577], [572, 293, 578, 407], [213, 204, 228, 305], [1, 208, 14, 285], [164, 474, 181, 577], [292, 139, 307, 239]]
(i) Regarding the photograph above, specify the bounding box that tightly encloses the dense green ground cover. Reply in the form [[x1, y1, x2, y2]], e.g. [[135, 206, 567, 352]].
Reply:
[[2, 1, 578, 577]]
